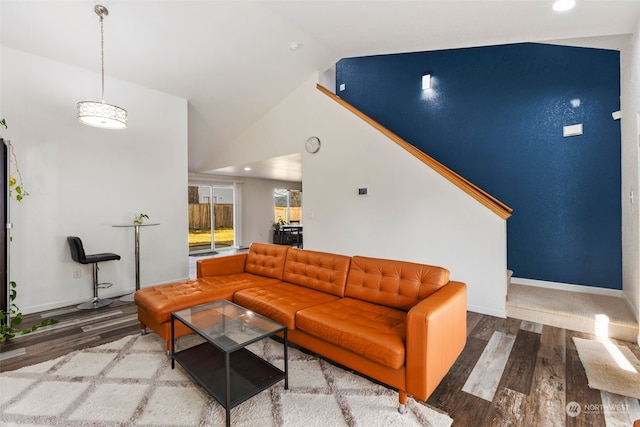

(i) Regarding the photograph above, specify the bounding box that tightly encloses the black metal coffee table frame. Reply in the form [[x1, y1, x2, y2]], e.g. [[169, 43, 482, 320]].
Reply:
[[171, 300, 288, 427]]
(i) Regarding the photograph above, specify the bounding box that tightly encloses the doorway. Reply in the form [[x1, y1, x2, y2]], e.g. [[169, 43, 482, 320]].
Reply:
[[188, 185, 235, 253]]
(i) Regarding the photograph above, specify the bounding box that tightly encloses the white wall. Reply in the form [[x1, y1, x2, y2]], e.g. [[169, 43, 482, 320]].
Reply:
[[620, 16, 640, 337], [1, 47, 189, 314], [216, 73, 509, 317]]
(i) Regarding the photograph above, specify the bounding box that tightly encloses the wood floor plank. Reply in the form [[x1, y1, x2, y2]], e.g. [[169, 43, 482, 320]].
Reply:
[[622, 396, 640, 423], [539, 324, 566, 363], [566, 331, 606, 427], [615, 337, 640, 360], [520, 320, 543, 334], [470, 316, 507, 340], [462, 331, 516, 401], [470, 315, 521, 341], [448, 392, 493, 427], [500, 329, 540, 395], [600, 391, 638, 426], [504, 317, 524, 336], [483, 387, 527, 426], [100, 323, 140, 340], [428, 336, 487, 409], [466, 311, 483, 336], [523, 325, 566, 427]]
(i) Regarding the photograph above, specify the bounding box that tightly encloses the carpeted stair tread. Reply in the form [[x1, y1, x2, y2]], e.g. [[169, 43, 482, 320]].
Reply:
[[507, 284, 638, 342]]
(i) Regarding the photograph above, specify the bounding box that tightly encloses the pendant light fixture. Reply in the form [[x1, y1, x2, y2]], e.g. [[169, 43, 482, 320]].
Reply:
[[77, 5, 127, 129]]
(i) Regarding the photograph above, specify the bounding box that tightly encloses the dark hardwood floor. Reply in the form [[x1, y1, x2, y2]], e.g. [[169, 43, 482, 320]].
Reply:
[[0, 299, 139, 371], [1, 301, 639, 426]]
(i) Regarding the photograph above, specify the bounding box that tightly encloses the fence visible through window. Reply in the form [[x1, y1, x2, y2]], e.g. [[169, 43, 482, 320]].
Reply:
[[189, 185, 235, 252], [274, 189, 301, 224]]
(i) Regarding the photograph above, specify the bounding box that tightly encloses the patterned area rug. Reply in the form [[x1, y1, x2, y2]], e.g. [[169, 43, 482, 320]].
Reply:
[[0, 333, 453, 426]]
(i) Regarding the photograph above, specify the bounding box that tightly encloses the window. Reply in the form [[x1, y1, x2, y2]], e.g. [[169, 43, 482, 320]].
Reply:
[[188, 184, 235, 253], [274, 189, 301, 224]]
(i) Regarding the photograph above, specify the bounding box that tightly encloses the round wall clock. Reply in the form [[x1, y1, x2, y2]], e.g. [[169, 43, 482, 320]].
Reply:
[[305, 136, 321, 154]]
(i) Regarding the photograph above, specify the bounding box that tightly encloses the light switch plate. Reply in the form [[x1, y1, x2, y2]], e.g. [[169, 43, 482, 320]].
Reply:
[[563, 124, 583, 137]]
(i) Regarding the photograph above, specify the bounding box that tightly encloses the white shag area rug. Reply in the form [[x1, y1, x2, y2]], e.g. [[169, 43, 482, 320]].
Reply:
[[0, 333, 453, 426], [573, 337, 640, 400]]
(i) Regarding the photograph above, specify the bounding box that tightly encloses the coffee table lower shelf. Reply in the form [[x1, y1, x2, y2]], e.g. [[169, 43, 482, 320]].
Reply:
[[173, 341, 286, 409]]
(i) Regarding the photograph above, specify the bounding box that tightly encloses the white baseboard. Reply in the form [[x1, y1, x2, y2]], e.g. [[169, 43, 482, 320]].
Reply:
[[22, 289, 130, 315], [22, 277, 192, 315], [468, 304, 506, 319], [511, 277, 623, 298], [621, 291, 640, 321]]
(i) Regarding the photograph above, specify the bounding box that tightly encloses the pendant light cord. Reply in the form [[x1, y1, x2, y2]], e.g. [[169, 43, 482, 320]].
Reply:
[[99, 11, 105, 103]]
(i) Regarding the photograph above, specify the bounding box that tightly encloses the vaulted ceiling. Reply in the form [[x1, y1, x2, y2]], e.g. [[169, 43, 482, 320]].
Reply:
[[2, 1, 639, 180]]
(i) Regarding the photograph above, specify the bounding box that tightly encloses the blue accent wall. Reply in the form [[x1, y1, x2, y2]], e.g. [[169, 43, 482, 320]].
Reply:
[[336, 43, 621, 289]]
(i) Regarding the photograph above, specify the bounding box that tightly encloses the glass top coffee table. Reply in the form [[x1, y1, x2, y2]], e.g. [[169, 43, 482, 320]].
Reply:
[[171, 300, 288, 427]]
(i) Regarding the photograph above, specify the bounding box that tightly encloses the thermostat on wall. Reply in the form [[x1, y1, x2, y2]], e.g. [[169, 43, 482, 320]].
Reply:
[[358, 188, 368, 196]]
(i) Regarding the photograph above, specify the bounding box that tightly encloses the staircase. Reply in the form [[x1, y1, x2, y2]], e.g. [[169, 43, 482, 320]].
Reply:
[[507, 283, 639, 343]]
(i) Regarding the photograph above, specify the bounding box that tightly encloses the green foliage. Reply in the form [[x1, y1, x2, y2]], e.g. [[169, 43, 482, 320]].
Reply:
[[133, 213, 149, 225], [13, 185, 26, 202], [1, 119, 29, 202], [0, 281, 58, 342], [0, 118, 49, 342]]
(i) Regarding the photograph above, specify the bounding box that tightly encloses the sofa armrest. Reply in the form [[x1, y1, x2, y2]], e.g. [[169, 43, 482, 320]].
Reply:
[[405, 281, 467, 401], [196, 253, 248, 278]]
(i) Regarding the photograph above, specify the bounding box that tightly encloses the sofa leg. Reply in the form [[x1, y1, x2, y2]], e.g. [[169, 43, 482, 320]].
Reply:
[[398, 390, 408, 414], [139, 322, 148, 335]]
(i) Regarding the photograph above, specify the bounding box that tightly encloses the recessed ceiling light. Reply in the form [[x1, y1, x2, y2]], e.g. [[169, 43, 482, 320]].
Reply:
[[244, 167, 251, 171], [553, 0, 576, 12]]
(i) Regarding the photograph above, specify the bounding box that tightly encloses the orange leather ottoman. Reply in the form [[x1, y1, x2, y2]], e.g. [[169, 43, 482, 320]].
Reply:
[[136, 274, 281, 348]]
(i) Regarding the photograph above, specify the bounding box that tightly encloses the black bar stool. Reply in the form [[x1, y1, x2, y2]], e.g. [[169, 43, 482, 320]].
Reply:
[[67, 236, 121, 309]]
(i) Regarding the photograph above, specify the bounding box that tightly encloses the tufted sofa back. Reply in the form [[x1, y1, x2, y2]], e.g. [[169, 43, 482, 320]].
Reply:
[[245, 243, 289, 280], [345, 256, 450, 311], [283, 248, 351, 297]]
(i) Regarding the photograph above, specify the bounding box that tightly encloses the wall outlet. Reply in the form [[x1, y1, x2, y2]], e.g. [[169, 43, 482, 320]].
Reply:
[[73, 268, 82, 279]]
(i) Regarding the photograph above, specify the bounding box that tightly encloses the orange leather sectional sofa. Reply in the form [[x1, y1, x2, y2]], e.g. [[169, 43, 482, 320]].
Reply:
[[134, 242, 467, 410]]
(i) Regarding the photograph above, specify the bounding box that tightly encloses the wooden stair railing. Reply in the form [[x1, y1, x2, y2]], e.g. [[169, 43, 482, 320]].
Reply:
[[316, 84, 513, 220]]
